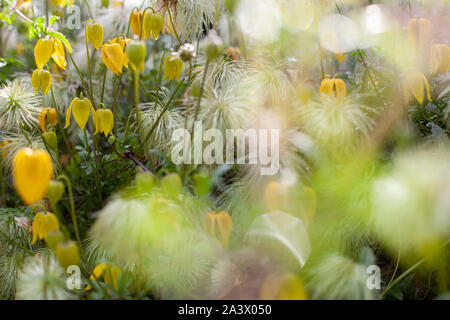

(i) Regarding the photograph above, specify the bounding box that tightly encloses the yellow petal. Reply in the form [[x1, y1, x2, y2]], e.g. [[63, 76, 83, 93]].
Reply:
[[51, 38, 67, 69], [87, 23, 104, 50], [72, 98, 91, 130], [101, 44, 124, 75], [65, 99, 75, 128], [35, 38, 54, 69]]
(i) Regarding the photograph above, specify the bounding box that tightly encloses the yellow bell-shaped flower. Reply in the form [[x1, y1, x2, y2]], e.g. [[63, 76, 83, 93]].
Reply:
[[126, 41, 146, 72], [143, 13, 164, 40], [407, 17, 430, 49], [111, 37, 132, 67], [87, 22, 104, 50], [32, 211, 59, 244], [94, 108, 114, 137], [85, 263, 122, 291], [38, 107, 58, 132], [320, 77, 347, 99], [31, 69, 52, 95], [101, 43, 124, 75], [260, 273, 308, 300], [203, 210, 233, 247], [34, 38, 67, 70], [335, 53, 346, 64], [430, 44, 450, 74], [51, 0, 73, 7], [130, 10, 146, 38], [403, 71, 431, 104], [55, 240, 81, 269], [65, 97, 97, 130], [1, 140, 11, 160], [13, 148, 53, 206], [163, 53, 183, 82]]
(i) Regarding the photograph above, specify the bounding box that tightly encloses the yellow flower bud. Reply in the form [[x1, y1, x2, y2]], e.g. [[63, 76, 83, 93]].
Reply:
[[45, 230, 64, 249], [260, 273, 308, 300], [130, 10, 145, 38], [38, 107, 58, 132], [65, 97, 96, 130], [111, 37, 132, 67], [55, 240, 81, 269], [42, 131, 58, 151], [407, 17, 430, 49], [335, 53, 346, 64], [87, 22, 104, 50], [126, 41, 146, 72], [430, 44, 450, 74], [86, 263, 122, 291], [34, 38, 54, 69], [402, 71, 431, 104], [51, 0, 73, 7], [320, 77, 347, 99], [163, 53, 183, 82], [32, 69, 52, 95], [47, 180, 65, 205], [94, 108, 114, 137], [143, 13, 164, 40], [203, 211, 233, 247], [13, 148, 53, 206], [101, 43, 124, 75], [31, 211, 59, 244]]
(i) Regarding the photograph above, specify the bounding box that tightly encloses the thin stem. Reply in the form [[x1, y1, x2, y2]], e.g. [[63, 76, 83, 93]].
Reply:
[[85, 20, 94, 98], [50, 86, 70, 151], [191, 58, 210, 136], [83, 0, 94, 20], [83, 129, 103, 206], [101, 65, 107, 103], [213, 0, 221, 30], [167, 6, 181, 45]]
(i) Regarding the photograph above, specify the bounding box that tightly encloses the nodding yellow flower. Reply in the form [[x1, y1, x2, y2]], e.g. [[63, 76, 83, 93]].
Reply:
[[130, 10, 148, 38], [101, 43, 124, 75], [264, 181, 289, 212], [86, 22, 104, 50], [65, 97, 97, 130], [163, 53, 183, 82], [403, 71, 431, 104], [34, 38, 67, 70], [407, 17, 430, 49], [335, 53, 346, 64], [260, 273, 308, 300], [320, 77, 347, 99], [85, 263, 122, 291], [94, 108, 114, 137], [55, 241, 80, 269], [38, 107, 58, 132], [51, 0, 74, 7], [31, 69, 52, 95], [16, 42, 24, 56], [13, 148, 53, 206], [430, 44, 450, 74], [1, 140, 11, 159], [111, 37, 132, 67], [126, 41, 146, 72], [143, 13, 164, 40], [203, 211, 233, 247], [31, 211, 59, 244]]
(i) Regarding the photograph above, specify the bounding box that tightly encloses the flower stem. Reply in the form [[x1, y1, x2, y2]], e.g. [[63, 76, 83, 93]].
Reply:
[[85, 20, 94, 98], [83, 129, 103, 207], [167, 5, 181, 46], [191, 58, 210, 137], [83, 0, 94, 20]]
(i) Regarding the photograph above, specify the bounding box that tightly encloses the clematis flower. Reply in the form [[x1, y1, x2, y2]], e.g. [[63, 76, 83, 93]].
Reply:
[[51, 0, 74, 7], [38, 107, 58, 132], [430, 44, 450, 74], [320, 77, 347, 100], [86, 22, 104, 50], [402, 72, 431, 104], [65, 97, 97, 130], [130, 10, 147, 38], [31, 211, 59, 244], [143, 12, 164, 40], [85, 263, 122, 291], [101, 43, 124, 75], [125, 41, 146, 72], [13, 148, 53, 206], [407, 17, 430, 49], [34, 38, 67, 70], [163, 53, 183, 82], [31, 69, 52, 95], [111, 37, 132, 67], [335, 53, 346, 64], [203, 210, 233, 247], [94, 108, 114, 137], [55, 241, 80, 269]]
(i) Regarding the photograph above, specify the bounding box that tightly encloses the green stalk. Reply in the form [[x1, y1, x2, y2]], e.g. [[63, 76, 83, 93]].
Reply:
[[191, 58, 210, 137], [83, 129, 103, 206], [168, 6, 182, 45], [83, 0, 94, 20], [85, 20, 94, 98], [50, 86, 70, 151]]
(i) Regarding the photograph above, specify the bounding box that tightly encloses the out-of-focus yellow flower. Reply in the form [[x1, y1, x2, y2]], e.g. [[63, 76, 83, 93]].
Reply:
[[111, 37, 132, 67], [38, 107, 58, 132], [126, 41, 146, 72], [65, 97, 97, 130], [31, 211, 59, 244], [94, 108, 114, 137], [402, 71, 431, 104], [13, 148, 53, 206], [55, 241, 80, 269], [264, 181, 289, 211], [51, 0, 74, 7], [163, 53, 183, 82], [113, 0, 123, 8], [430, 44, 450, 74], [85, 263, 122, 291], [0, 140, 11, 159], [101, 43, 124, 75], [320, 77, 347, 99], [335, 53, 346, 64], [407, 17, 430, 49], [34, 38, 67, 70], [17, 0, 32, 10], [203, 211, 233, 247], [143, 13, 164, 40], [130, 10, 147, 38], [31, 69, 52, 95], [260, 272, 308, 300], [16, 42, 24, 56], [86, 22, 104, 50]]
